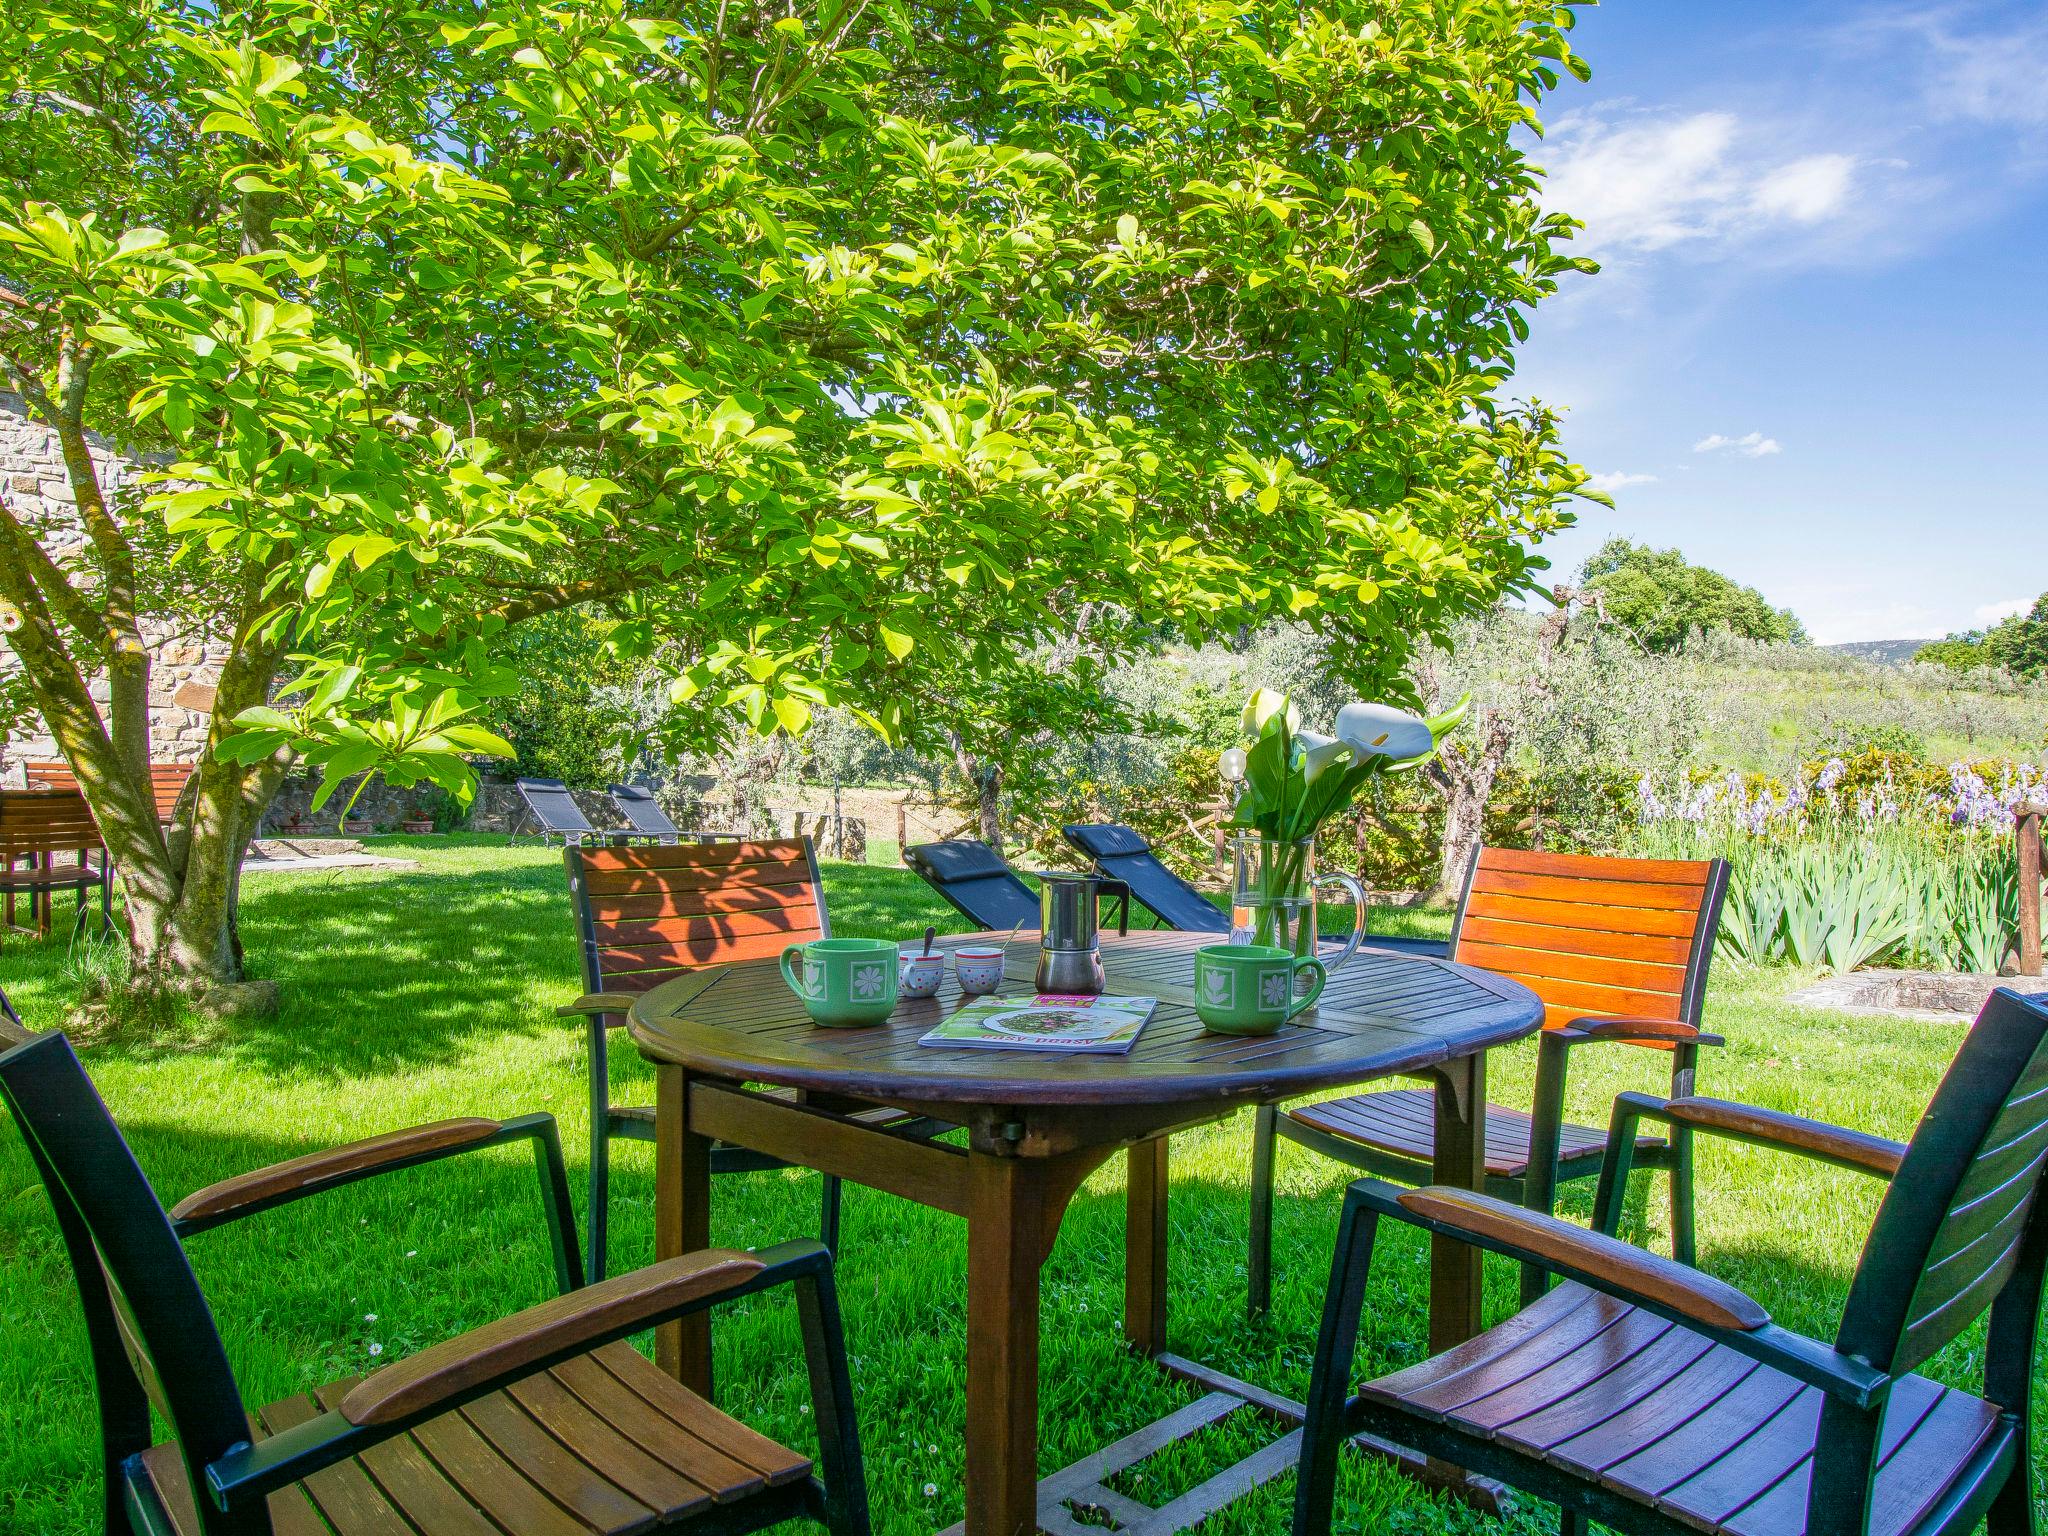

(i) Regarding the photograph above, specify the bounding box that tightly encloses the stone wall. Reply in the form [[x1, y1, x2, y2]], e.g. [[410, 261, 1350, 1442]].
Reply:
[[259, 776, 540, 834], [0, 392, 228, 783]]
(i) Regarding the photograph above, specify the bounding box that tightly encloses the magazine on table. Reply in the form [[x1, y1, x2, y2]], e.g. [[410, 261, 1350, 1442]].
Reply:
[[918, 993, 1157, 1054]]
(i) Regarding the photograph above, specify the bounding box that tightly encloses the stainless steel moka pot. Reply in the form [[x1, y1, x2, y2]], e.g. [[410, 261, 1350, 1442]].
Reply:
[[1033, 872, 1128, 994]]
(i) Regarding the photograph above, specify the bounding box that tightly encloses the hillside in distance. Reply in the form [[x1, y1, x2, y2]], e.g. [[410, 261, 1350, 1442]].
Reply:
[[1824, 639, 1933, 666]]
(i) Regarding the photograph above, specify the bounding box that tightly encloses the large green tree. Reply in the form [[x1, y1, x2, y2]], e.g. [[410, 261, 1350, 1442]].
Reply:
[[1580, 538, 1806, 652], [1917, 594, 2048, 680], [0, 0, 1592, 1008]]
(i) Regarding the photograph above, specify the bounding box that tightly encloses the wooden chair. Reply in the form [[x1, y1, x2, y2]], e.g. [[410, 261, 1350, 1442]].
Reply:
[[1293, 986, 2048, 1536], [560, 838, 946, 1279], [23, 758, 194, 821], [1248, 846, 1730, 1316], [0, 1028, 870, 1536], [0, 787, 114, 939]]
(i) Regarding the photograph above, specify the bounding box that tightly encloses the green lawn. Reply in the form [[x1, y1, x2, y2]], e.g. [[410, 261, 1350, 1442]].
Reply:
[[0, 840, 2022, 1533]]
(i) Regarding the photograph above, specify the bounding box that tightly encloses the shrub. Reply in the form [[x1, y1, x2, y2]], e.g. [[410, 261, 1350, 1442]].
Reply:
[[477, 613, 637, 788]]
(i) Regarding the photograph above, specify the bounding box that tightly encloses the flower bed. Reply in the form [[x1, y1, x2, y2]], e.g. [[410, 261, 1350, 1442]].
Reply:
[[1631, 754, 2044, 973]]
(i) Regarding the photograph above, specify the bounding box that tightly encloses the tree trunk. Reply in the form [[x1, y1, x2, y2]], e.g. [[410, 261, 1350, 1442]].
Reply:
[[945, 728, 1003, 850], [1422, 717, 1513, 902], [1434, 771, 1489, 898]]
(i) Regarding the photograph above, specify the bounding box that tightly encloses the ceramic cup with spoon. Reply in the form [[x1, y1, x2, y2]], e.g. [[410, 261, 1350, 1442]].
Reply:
[[900, 926, 945, 998]]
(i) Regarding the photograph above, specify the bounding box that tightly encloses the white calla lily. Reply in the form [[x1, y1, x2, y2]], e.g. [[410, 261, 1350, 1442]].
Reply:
[[1241, 686, 1298, 737], [1334, 701, 1434, 763], [1301, 737, 1353, 783]]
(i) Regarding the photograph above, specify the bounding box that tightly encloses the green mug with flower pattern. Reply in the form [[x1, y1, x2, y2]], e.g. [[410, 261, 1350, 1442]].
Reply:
[[1192, 943, 1325, 1035], [780, 937, 898, 1026]]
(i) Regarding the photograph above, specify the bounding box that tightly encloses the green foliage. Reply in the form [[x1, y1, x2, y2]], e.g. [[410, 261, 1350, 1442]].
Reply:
[[1993, 595, 2048, 678], [1685, 633, 2047, 768], [1813, 746, 1943, 807], [475, 611, 639, 787], [1913, 635, 1994, 672], [1225, 689, 1460, 843], [1, 0, 1596, 805], [1918, 593, 2048, 680], [1669, 832, 2028, 974], [1581, 538, 1807, 652], [1815, 723, 1924, 761]]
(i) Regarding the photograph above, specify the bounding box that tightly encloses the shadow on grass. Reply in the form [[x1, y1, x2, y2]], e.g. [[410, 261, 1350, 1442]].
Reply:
[[3, 1069, 1910, 1536], [21, 850, 967, 1081]]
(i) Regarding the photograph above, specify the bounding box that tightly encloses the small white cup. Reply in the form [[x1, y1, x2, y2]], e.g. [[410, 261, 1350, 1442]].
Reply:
[[899, 950, 945, 998], [954, 945, 1006, 995]]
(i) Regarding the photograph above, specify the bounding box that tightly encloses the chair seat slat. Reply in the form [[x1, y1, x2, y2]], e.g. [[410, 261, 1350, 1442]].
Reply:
[[1472, 868, 1715, 912], [1456, 914, 1696, 965], [1476, 847, 1716, 887], [1462, 889, 1704, 938], [578, 841, 808, 874], [597, 928, 825, 975], [1455, 938, 1687, 998], [591, 909, 823, 946]]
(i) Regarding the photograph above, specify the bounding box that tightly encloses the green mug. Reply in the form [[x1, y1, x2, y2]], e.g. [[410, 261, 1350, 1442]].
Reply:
[[780, 937, 899, 1027], [1192, 943, 1326, 1035]]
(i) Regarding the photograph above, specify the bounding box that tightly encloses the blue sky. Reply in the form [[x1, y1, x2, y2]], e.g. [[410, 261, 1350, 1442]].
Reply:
[[1514, 0, 2047, 644]]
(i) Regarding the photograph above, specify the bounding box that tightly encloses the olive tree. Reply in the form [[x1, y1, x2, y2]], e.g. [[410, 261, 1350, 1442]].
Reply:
[[1412, 595, 1710, 895], [0, 0, 1592, 1008]]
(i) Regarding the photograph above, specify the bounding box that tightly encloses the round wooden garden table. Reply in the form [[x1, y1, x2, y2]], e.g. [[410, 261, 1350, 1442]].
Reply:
[[628, 929, 1543, 1536]]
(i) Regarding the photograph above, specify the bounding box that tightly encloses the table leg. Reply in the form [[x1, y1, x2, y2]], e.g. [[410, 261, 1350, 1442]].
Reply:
[[653, 1064, 714, 1395], [966, 1151, 1050, 1536], [1124, 1137, 1168, 1357], [1428, 1050, 1488, 1352]]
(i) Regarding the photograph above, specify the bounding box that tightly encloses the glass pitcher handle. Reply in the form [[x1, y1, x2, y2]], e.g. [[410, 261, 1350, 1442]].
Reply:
[[1313, 870, 1368, 973]]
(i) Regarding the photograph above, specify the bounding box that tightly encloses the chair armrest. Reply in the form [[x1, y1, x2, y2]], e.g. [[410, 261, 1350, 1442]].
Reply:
[[1395, 1186, 1769, 1332], [171, 1112, 583, 1293], [556, 992, 635, 1019], [1355, 1179, 1889, 1406], [1550, 1016, 1724, 1049], [338, 1248, 765, 1425], [1662, 1095, 1905, 1178], [207, 1239, 836, 1510], [171, 1118, 503, 1226]]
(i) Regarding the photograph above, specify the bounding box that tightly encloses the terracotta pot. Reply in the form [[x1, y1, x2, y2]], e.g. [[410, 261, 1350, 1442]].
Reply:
[[403, 819, 436, 835]]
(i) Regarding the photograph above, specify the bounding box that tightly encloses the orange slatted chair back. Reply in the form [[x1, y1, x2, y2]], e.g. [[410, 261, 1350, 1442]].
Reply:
[[22, 761, 193, 821], [1449, 846, 1729, 1038], [0, 789, 105, 860], [566, 838, 829, 997]]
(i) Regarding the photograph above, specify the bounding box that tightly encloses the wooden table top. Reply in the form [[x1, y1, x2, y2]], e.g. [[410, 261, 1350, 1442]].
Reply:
[[627, 930, 1542, 1112]]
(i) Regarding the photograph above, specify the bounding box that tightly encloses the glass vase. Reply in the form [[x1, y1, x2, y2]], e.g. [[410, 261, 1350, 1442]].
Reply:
[[1228, 832, 1366, 971]]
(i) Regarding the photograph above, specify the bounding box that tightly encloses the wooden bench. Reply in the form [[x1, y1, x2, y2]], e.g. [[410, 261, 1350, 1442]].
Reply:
[[0, 787, 113, 939], [22, 759, 194, 821]]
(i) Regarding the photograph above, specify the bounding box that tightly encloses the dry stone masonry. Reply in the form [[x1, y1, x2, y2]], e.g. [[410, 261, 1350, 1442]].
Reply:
[[0, 391, 227, 783]]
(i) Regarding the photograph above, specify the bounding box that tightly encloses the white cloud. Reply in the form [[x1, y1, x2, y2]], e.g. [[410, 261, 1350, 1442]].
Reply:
[[1693, 432, 1783, 458], [1974, 597, 2032, 626], [1585, 470, 1659, 494], [1541, 111, 1743, 254], [1907, 10, 2048, 130], [1539, 110, 1867, 258], [1750, 154, 1857, 223]]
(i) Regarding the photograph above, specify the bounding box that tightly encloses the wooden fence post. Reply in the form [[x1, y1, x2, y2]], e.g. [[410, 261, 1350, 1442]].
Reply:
[[2020, 803, 2044, 979]]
